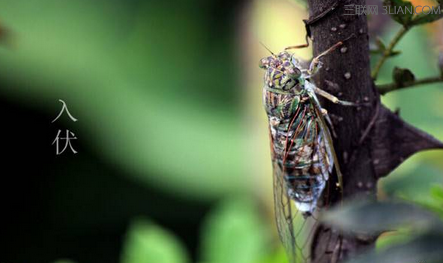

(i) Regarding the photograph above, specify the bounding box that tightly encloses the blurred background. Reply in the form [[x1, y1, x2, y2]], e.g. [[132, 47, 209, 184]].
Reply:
[[0, 0, 441, 263]]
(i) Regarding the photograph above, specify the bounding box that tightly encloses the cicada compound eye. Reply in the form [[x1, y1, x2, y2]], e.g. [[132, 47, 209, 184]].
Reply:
[[259, 58, 269, 69], [287, 67, 302, 80]]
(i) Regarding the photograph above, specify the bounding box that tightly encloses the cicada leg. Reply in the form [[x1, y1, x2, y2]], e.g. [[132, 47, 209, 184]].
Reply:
[[308, 41, 343, 76], [308, 34, 356, 76], [284, 34, 310, 51], [322, 111, 338, 138], [305, 83, 344, 197], [312, 86, 359, 107]]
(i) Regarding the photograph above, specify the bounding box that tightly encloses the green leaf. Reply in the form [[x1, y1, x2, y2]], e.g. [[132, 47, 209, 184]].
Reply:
[[389, 50, 402, 57], [383, 0, 415, 26], [199, 198, 270, 263], [425, 184, 443, 218], [322, 199, 443, 233], [370, 37, 387, 55], [371, 37, 402, 57], [0, 0, 245, 201], [430, 185, 443, 202], [410, 5, 443, 26], [370, 48, 382, 55], [376, 37, 387, 52], [393, 67, 415, 86], [376, 229, 414, 251], [120, 218, 189, 263], [345, 233, 443, 263]]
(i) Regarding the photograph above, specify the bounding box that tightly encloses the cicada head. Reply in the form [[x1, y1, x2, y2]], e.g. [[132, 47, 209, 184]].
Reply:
[[259, 51, 302, 91]]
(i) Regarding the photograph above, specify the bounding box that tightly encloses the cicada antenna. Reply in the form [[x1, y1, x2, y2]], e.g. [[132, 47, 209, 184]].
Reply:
[[259, 41, 275, 56]]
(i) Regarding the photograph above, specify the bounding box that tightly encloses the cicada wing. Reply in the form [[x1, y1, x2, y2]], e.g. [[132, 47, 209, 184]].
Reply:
[[272, 161, 317, 263], [272, 161, 297, 263]]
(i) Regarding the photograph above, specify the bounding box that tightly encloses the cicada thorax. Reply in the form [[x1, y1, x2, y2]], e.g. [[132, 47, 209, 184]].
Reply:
[[264, 87, 332, 217]]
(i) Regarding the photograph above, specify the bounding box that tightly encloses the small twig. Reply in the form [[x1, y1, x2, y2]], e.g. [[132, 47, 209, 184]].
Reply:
[[377, 76, 443, 94], [371, 26, 409, 80]]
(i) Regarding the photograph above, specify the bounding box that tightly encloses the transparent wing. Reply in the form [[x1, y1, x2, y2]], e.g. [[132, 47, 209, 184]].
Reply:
[[273, 161, 324, 263], [272, 160, 296, 263]]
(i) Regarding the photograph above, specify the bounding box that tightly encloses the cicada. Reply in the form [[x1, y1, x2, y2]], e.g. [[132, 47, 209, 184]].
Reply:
[[259, 41, 356, 263]]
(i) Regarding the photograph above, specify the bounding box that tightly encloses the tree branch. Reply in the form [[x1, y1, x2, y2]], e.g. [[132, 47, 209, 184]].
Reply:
[[377, 75, 443, 94], [307, 1, 377, 262], [306, 1, 443, 263], [371, 105, 443, 179]]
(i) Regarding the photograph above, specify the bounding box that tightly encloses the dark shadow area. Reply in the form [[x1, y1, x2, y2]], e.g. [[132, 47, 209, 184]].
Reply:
[[0, 88, 210, 263]]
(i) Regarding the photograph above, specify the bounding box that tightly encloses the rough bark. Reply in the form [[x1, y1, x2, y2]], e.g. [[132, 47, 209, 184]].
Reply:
[[305, 1, 443, 263]]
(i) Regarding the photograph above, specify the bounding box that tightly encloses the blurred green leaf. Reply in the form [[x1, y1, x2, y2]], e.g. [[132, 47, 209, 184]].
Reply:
[[0, 0, 246, 200], [346, 233, 443, 263], [410, 12, 443, 26], [254, 246, 289, 263], [383, 0, 414, 26], [410, 4, 443, 26], [376, 229, 414, 251], [370, 37, 387, 55], [384, 0, 443, 26], [370, 37, 401, 57], [417, 185, 443, 218], [121, 218, 189, 263], [389, 50, 402, 57], [322, 199, 443, 233], [430, 185, 443, 202], [376, 37, 387, 52], [326, 200, 443, 263], [199, 198, 270, 263]]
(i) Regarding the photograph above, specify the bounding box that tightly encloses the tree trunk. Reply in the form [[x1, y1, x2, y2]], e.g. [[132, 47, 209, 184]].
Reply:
[[305, 1, 443, 262]]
